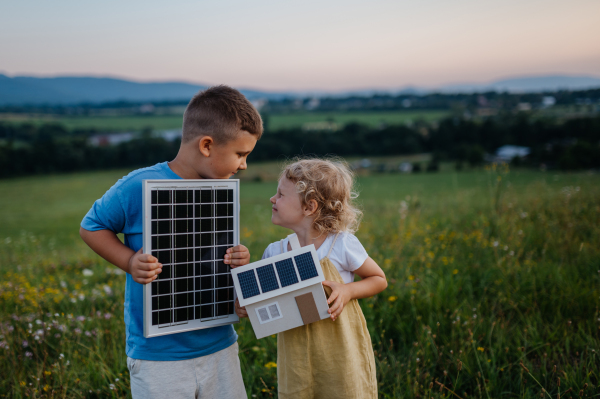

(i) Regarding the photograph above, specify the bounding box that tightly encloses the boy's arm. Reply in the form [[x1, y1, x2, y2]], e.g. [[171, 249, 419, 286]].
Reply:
[[79, 227, 162, 284]]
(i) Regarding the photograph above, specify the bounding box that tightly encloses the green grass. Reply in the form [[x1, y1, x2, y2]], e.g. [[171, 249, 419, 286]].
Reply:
[[0, 110, 447, 132], [1, 164, 599, 398]]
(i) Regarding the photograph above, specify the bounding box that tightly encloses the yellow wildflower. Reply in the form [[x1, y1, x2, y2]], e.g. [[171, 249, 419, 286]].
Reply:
[[265, 362, 277, 369], [388, 296, 397, 302], [477, 347, 484, 352], [452, 269, 459, 275]]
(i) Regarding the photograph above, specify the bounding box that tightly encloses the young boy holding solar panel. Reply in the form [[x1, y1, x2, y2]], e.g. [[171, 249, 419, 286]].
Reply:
[[80, 85, 262, 399]]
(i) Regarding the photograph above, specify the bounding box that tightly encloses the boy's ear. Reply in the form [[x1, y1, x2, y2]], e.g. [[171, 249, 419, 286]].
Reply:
[[198, 136, 214, 157], [304, 199, 319, 216]]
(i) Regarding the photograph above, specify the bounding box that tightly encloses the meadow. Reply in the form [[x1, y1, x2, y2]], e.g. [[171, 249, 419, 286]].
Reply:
[[1, 164, 599, 398], [0, 110, 447, 132]]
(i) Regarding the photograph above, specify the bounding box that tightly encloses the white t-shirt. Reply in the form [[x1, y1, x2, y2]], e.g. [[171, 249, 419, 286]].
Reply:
[[261, 232, 369, 284]]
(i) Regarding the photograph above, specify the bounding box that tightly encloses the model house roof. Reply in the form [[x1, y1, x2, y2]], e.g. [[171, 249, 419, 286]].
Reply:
[[231, 244, 325, 307]]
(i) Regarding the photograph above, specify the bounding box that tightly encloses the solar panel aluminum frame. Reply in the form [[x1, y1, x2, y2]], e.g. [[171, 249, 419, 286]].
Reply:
[[142, 179, 240, 338], [231, 245, 325, 307]]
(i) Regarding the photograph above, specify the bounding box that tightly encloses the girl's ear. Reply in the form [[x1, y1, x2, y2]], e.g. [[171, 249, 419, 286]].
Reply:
[[304, 199, 319, 216], [198, 136, 214, 157]]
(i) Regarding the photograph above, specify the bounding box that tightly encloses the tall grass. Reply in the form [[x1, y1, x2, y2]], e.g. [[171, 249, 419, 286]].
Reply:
[[1, 167, 599, 398]]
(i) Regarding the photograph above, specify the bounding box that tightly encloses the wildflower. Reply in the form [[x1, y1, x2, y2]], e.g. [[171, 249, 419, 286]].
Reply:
[[452, 269, 459, 275], [252, 346, 260, 352], [78, 293, 85, 301], [493, 241, 499, 247], [477, 347, 484, 352], [74, 328, 82, 335], [115, 378, 119, 382], [59, 353, 64, 359], [104, 313, 112, 319], [54, 313, 59, 317], [408, 275, 415, 280], [20, 381, 26, 387], [85, 331, 92, 337], [82, 269, 94, 276], [54, 334, 61, 338], [22, 340, 28, 348], [35, 319, 42, 325], [265, 362, 277, 369], [109, 384, 115, 390], [60, 281, 67, 288], [44, 371, 51, 376], [103, 285, 113, 295], [76, 316, 86, 322], [25, 351, 33, 358]]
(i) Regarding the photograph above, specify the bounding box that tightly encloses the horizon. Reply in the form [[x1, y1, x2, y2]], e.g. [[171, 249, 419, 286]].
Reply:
[[1, 0, 599, 91]]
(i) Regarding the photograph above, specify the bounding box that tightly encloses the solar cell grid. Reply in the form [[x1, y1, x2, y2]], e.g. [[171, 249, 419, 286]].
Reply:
[[275, 258, 299, 287], [147, 183, 238, 330], [256, 264, 280, 292], [238, 270, 260, 299], [294, 252, 319, 280]]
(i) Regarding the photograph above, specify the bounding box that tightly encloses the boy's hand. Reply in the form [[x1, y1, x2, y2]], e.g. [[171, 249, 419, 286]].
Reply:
[[235, 298, 248, 318], [224, 245, 250, 267], [128, 248, 162, 284], [322, 280, 352, 321]]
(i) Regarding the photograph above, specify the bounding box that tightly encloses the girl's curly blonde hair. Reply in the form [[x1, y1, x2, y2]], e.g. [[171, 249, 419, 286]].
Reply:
[[281, 157, 362, 235]]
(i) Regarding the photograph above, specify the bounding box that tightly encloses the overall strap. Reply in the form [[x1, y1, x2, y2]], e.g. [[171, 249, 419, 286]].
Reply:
[[280, 239, 285, 253], [327, 232, 341, 258], [287, 233, 301, 250]]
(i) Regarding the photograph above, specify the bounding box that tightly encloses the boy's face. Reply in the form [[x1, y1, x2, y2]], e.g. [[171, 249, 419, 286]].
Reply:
[[270, 176, 305, 228], [201, 131, 257, 179]]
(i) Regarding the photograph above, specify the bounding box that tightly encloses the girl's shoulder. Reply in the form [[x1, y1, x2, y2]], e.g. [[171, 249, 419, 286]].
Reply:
[[328, 231, 368, 271], [262, 239, 286, 260]]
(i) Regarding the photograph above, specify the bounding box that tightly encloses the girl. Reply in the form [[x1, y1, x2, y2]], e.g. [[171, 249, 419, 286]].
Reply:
[[234, 158, 387, 399]]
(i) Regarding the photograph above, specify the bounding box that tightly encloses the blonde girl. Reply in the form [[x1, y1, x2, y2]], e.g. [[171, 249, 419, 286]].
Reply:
[[235, 158, 387, 399]]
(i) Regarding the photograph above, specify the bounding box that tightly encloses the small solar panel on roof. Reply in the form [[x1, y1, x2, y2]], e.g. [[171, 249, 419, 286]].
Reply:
[[294, 252, 319, 280], [274, 258, 299, 287], [256, 264, 280, 293], [238, 270, 260, 299]]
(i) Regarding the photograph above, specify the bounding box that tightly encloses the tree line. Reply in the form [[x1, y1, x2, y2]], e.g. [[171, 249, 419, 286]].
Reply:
[[1, 114, 599, 178]]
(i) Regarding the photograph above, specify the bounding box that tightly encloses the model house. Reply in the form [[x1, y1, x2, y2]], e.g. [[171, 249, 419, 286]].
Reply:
[[231, 234, 330, 339]]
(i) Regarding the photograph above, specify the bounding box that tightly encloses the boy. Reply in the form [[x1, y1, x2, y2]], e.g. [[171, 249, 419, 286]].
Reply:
[[79, 85, 263, 398]]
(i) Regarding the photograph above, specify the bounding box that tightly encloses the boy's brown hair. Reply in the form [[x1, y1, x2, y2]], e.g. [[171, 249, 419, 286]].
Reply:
[[182, 85, 263, 144]]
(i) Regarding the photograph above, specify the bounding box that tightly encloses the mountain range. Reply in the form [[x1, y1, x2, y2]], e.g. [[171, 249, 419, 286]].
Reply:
[[1, 74, 599, 106]]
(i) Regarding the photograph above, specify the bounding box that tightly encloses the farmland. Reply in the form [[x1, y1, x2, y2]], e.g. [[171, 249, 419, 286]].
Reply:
[[1, 164, 599, 398], [0, 110, 448, 132]]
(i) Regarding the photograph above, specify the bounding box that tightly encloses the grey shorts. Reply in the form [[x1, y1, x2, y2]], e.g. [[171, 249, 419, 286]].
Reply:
[[127, 342, 247, 399]]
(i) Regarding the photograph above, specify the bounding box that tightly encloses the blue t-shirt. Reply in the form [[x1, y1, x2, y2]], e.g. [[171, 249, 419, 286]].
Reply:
[[81, 162, 237, 361]]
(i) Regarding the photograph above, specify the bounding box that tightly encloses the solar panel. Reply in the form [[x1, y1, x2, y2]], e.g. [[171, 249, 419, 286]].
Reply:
[[256, 264, 280, 292], [294, 252, 319, 280], [274, 258, 299, 287], [143, 180, 239, 338], [238, 270, 260, 299]]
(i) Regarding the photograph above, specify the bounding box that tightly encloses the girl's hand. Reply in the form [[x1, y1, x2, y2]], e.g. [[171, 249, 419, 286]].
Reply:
[[322, 280, 352, 321], [224, 245, 250, 267], [235, 298, 248, 318]]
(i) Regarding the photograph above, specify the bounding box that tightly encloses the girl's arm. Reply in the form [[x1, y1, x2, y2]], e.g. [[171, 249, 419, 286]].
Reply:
[[322, 257, 387, 321]]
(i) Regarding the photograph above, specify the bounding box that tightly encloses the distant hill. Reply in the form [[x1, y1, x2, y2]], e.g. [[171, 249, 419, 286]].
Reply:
[[0, 75, 288, 106], [433, 75, 600, 94], [1, 74, 599, 105]]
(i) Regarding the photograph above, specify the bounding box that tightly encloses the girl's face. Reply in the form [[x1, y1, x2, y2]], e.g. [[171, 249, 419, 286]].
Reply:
[[270, 177, 306, 229]]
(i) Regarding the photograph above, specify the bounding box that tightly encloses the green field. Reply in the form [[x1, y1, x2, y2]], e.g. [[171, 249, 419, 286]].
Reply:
[[0, 110, 448, 132], [1, 164, 599, 398]]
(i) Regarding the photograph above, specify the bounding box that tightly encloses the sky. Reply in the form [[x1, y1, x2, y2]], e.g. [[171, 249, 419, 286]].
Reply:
[[1, 0, 599, 91]]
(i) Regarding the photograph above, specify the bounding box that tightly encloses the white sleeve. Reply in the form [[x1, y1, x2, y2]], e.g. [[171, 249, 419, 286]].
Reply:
[[340, 233, 369, 272], [261, 242, 278, 260]]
